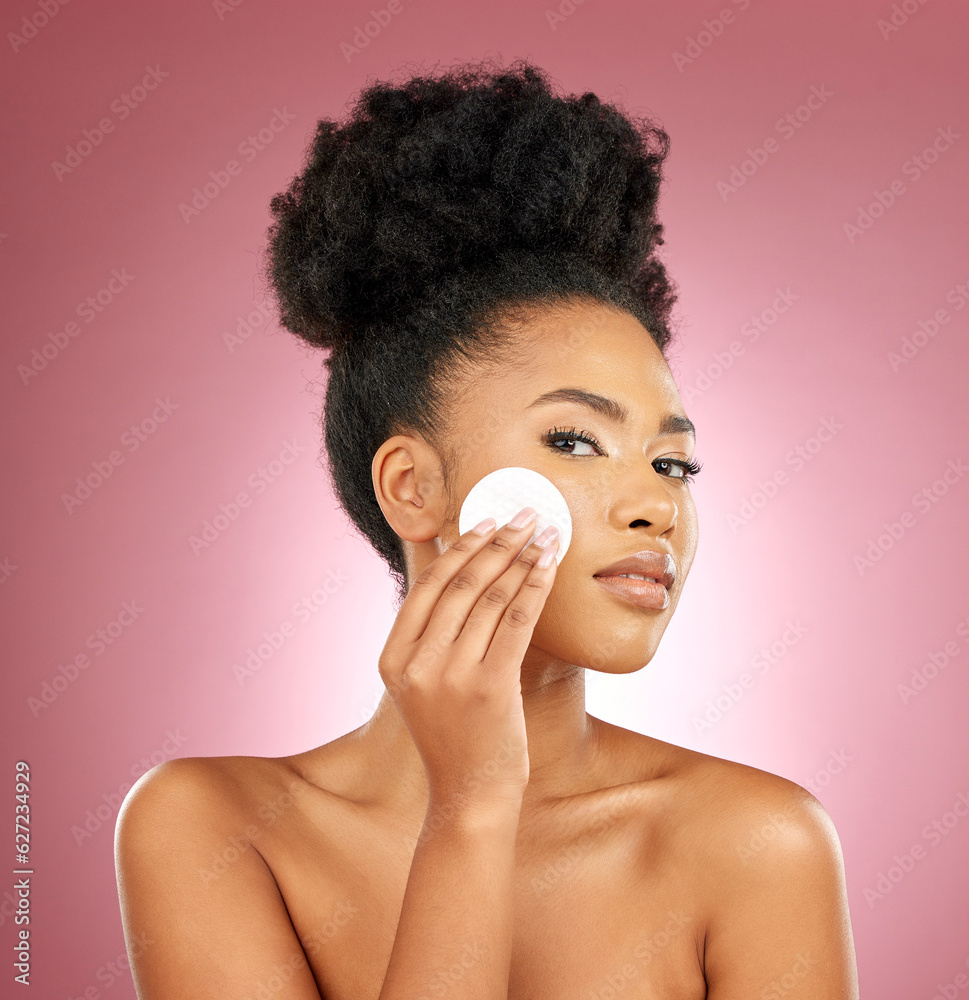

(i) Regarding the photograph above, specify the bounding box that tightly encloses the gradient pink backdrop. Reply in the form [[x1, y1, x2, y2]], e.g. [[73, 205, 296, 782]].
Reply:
[[2, 0, 968, 995]]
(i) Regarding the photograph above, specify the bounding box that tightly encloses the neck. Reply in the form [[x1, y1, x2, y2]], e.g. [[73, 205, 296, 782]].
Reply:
[[354, 651, 603, 815]]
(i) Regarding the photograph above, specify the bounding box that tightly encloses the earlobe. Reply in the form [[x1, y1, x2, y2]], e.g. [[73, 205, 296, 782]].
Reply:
[[371, 434, 446, 543]]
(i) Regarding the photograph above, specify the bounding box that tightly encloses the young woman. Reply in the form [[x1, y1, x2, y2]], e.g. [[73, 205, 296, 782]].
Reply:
[[114, 59, 860, 999]]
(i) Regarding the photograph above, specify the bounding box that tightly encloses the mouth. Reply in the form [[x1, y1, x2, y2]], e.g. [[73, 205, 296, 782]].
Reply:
[[592, 551, 676, 611], [592, 574, 671, 610]]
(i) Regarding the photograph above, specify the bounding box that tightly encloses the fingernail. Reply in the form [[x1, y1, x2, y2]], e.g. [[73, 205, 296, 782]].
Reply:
[[533, 525, 559, 548], [509, 506, 536, 529], [471, 517, 496, 535], [537, 538, 559, 568]]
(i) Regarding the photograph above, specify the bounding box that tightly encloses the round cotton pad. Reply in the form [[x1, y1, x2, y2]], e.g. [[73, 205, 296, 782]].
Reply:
[[458, 467, 572, 565]]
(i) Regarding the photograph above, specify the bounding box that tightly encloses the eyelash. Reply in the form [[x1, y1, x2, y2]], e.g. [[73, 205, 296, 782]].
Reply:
[[543, 425, 704, 483]]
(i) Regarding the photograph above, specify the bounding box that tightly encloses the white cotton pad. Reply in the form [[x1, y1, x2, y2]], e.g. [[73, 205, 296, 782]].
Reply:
[[458, 467, 572, 565]]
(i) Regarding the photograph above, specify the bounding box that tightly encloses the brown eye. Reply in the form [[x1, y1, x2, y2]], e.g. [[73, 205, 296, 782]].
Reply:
[[544, 426, 603, 456], [654, 458, 703, 483]]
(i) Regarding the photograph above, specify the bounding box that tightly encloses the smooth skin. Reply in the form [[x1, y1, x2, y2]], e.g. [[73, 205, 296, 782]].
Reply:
[[114, 297, 860, 999]]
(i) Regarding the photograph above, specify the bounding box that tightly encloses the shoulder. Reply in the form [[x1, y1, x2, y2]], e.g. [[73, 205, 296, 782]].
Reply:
[[680, 747, 830, 838], [651, 746, 858, 998], [118, 754, 275, 832], [645, 741, 843, 881], [114, 755, 325, 998]]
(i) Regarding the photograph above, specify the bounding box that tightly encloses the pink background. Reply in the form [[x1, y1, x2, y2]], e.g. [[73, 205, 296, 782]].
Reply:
[[2, 0, 968, 995]]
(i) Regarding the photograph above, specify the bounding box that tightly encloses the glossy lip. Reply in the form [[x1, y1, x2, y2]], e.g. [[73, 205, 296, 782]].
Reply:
[[593, 574, 670, 611], [592, 550, 676, 612], [592, 550, 676, 591]]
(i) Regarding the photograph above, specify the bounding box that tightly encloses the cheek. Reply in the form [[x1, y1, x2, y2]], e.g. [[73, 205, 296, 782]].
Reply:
[[530, 563, 667, 672]]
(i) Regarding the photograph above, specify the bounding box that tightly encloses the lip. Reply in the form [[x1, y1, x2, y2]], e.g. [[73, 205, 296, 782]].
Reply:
[[592, 550, 676, 611]]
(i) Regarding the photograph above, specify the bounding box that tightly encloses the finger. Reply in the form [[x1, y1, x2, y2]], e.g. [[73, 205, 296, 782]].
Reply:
[[415, 515, 543, 652], [382, 518, 499, 650], [456, 530, 559, 675]]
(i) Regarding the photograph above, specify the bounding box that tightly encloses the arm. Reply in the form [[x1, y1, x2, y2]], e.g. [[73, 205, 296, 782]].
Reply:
[[114, 758, 323, 999], [378, 798, 521, 1000], [702, 782, 860, 999]]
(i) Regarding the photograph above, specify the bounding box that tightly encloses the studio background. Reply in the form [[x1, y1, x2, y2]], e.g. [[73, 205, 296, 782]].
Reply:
[[2, 0, 967, 996]]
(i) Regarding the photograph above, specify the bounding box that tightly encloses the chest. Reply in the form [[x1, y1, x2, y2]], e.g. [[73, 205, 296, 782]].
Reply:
[[261, 802, 708, 1000]]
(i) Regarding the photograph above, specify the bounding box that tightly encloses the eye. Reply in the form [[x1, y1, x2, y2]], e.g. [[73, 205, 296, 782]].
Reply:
[[543, 425, 603, 457], [654, 457, 703, 483]]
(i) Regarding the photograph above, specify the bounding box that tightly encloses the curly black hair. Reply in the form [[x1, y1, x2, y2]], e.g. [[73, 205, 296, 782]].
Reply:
[[263, 58, 678, 605]]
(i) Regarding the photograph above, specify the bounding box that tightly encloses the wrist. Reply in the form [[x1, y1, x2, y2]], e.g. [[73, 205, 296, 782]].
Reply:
[[423, 790, 523, 837]]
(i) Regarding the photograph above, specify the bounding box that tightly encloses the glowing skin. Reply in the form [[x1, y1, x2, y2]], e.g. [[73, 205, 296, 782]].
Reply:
[[367, 296, 700, 810], [115, 297, 859, 1000]]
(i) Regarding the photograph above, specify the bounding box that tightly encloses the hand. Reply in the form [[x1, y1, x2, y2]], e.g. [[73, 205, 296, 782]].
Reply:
[[378, 507, 560, 814]]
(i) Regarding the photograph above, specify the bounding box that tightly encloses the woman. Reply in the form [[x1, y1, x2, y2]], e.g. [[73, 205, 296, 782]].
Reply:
[[114, 59, 860, 999]]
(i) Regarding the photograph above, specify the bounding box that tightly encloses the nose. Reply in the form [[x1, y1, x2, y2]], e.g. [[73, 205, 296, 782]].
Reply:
[[604, 456, 678, 535]]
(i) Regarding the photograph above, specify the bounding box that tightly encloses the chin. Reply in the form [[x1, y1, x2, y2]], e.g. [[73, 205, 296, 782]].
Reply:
[[534, 581, 676, 674], [536, 633, 665, 675]]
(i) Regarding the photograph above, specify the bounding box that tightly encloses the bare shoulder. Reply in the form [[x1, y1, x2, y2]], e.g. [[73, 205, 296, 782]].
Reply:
[[117, 753, 295, 834], [628, 736, 858, 999], [622, 732, 844, 877], [114, 754, 324, 999], [666, 742, 832, 846]]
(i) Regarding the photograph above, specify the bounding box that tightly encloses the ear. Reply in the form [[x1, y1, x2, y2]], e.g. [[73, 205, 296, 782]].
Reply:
[[371, 434, 449, 543]]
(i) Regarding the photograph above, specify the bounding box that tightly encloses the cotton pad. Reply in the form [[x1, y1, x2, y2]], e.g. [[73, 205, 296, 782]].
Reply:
[[458, 467, 572, 565]]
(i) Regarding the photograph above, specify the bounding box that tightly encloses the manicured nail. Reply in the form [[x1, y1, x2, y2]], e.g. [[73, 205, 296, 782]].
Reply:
[[471, 517, 496, 535], [509, 506, 536, 529], [533, 525, 559, 548], [537, 537, 559, 568]]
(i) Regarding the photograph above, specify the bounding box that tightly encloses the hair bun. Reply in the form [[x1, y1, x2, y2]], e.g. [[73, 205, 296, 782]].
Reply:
[[264, 59, 670, 353]]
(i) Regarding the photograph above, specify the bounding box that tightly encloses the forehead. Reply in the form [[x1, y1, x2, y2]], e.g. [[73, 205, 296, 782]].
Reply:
[[457, 298, 681, 418]]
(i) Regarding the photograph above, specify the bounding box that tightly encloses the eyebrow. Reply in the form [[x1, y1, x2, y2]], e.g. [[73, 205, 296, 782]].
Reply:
[[524, 387, 696, 438]]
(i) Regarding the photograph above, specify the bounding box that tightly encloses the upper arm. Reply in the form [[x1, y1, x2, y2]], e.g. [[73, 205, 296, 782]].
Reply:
[[701, 780, 860, 1000], [114, 758, 323, 1000]]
